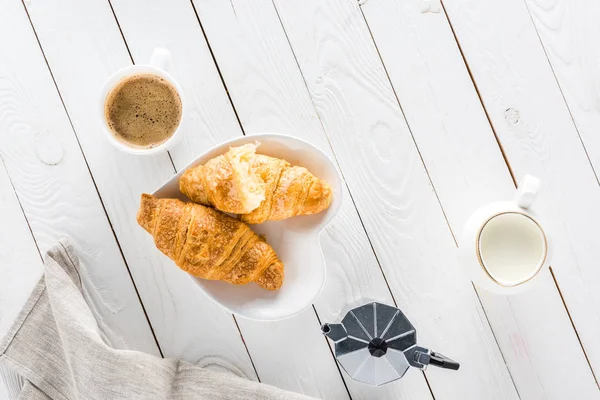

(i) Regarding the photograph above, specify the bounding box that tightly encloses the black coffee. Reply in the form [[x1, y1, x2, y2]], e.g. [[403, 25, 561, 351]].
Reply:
[[104, 74, 182, 149]]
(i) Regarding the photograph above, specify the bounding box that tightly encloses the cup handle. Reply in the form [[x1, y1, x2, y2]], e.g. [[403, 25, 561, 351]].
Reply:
[[149, 47, 172, 72], [515, 175, 540, 209]]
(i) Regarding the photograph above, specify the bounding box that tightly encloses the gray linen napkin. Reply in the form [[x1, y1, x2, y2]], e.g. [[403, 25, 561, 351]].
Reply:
[[0, 239, 317, 400]]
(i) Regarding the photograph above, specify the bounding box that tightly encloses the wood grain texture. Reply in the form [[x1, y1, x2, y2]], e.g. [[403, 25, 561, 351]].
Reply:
[[525, 0, 600, 179], [187, 0, 433, 397], [271, 0, 519, 398], [108, 0, 399, 397], [359, 0, 599, 397], [441, 0, 600, 393], [0, 159, 41, 339], [0, 0, 158, 355], [22, 0, 255, 377]]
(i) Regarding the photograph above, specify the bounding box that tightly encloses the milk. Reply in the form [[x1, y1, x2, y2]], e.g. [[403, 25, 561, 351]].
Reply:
[[478, 212, 547, 286]]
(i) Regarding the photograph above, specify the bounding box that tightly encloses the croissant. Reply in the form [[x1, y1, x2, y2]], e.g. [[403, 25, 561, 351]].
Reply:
[[179, 142, 333, 224], [137, 194, 284, 290], [179, 143, 265, 215]]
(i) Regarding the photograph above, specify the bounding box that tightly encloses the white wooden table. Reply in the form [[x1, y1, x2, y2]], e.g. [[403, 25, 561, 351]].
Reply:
[[2, 0, 600, 398]]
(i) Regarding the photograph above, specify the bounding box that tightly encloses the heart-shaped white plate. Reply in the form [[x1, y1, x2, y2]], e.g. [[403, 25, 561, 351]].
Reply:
[[153, 133, 342, 320]]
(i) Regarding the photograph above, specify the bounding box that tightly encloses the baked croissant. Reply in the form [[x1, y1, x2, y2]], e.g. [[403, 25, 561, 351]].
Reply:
[[179, 143, 265, 215], [179, 142, 333, 224], [137, 194, 284, 290]]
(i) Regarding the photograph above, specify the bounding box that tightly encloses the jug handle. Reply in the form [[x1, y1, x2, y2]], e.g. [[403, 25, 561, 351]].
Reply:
[[515, 175, 540, 210]]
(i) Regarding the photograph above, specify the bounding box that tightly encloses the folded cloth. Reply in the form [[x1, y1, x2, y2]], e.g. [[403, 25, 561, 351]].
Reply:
[[0, 240, 317, 400]]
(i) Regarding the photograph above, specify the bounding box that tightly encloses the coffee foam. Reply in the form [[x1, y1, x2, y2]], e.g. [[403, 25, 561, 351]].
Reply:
[[104, 74, 182, 149]]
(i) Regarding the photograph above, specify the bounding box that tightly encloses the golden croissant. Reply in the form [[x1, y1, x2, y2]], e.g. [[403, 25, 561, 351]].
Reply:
[[179, 142, 333, 224], [137, 194, 284, 290]]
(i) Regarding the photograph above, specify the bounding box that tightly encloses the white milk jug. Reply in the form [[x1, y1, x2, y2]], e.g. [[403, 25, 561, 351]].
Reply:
[[459, 175, 550, 294]]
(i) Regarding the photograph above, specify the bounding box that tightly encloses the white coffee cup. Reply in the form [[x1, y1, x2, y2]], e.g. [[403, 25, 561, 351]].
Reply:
[[459, 175, 550, 294], [99, 48, 185, 155]]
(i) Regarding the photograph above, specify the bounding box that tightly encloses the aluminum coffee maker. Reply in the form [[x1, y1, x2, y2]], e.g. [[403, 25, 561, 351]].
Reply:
[[322, 302, 459, 386]]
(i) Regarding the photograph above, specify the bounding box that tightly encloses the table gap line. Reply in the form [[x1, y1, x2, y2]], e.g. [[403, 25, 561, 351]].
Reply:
[[189, 0, 246, 137], [232, 315, 261, 382], [106, 0, 134, 64], [439, 0, 517, 189], [422, 371, 436, 400], [549, 267, 600, 389], [20, 0, 164, 358], [312, 305, 353, 400], [357, 3, 458, 249]]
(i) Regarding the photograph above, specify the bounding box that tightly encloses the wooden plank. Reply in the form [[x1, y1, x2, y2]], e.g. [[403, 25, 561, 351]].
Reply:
[[0, 0, 158, 355], [442, 0, 600, 390], [0, 158, 41, 339], [108, 0, 397, 397], [525, 0, 600, 179], [268, 0, 519, 398], [359, 0, 599, 398], [22, 0, 256, 377]]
